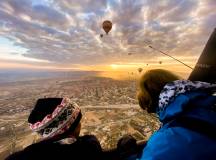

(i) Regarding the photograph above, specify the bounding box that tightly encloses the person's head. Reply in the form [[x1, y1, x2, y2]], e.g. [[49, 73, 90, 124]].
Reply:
[[28, 98, 82, 140], [137, 69, 180, 113], [117, 135, 137, 152]]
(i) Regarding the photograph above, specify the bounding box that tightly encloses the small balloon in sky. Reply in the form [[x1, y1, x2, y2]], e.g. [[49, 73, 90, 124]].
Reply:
[[146, 64, 149, 66], [159, 61, 162, 64], [138, 68, 143, 73], [102, 20, 112, 35]]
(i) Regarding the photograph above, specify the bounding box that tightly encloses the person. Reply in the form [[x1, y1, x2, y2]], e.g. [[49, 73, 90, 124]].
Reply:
[[6, 97, 102, 160], [137, 69, 216, 160], [103, 135, 145, 160], [116, 135, 143, 160], [137, 69, 180, 113]]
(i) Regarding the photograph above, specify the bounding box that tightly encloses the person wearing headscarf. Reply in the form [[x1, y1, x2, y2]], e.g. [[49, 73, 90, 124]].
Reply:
[[6, 98, 102, 160]]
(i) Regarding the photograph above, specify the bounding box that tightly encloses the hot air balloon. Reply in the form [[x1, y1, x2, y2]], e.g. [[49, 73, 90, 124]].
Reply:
[[100, 34, 103, 38], [138, 68, 143, 73], [146, 64, 149, 66], [102, 20, 112, 34], [128, 52, 132, 55], [159, 61, 162, 64]]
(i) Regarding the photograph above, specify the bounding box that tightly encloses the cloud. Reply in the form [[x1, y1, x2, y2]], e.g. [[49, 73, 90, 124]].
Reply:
[[0, 0, 215, 67]]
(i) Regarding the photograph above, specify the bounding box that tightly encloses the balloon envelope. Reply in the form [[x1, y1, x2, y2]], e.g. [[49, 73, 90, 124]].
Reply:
[[102, 20, 112, 34], [138, 68, 143, 73]]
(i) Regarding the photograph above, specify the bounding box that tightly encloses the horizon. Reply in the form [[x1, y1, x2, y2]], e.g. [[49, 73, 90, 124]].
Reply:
[[0, 68, 189, 84]]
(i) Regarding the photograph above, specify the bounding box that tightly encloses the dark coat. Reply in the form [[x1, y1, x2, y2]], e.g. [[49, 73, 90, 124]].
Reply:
[[6, 135, 102, 160]]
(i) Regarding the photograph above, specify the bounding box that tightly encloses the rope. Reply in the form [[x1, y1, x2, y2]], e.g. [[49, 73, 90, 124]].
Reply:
[[143, 41, 193, 70]]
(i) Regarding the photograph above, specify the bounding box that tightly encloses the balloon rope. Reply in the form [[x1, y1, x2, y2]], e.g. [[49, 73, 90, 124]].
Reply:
[[143, 41, 193, 70]]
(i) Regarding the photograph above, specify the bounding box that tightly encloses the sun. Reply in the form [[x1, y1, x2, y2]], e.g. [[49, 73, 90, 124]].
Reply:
[[110, 64, 118, 69]]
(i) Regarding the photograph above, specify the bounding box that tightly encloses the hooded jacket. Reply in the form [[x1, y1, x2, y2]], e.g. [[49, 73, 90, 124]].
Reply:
[[140, 80, 216, 160]]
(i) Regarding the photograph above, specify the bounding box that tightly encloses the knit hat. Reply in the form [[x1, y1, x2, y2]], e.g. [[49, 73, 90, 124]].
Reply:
[[28, 98, 82, 139], [189, 28, 216, 83]]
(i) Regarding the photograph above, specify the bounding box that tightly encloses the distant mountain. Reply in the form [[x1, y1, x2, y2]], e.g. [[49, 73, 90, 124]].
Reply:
[[0, 69, 98, 84]]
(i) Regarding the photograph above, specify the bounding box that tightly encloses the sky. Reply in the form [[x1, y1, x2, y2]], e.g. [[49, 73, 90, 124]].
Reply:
[[0, 0, 216, 76]]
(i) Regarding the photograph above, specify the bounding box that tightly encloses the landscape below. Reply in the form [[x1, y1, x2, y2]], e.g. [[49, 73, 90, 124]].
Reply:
[[0, 71, 159, 159]]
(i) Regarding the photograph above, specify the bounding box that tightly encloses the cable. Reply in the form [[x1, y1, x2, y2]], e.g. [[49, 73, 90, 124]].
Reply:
[[143, 41, 193, 70]]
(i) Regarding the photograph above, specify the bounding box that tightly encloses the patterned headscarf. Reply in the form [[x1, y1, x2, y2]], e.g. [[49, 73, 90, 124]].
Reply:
[[29, 98, 81, 139]]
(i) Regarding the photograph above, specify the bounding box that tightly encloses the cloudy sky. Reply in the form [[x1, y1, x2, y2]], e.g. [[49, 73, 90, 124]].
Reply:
[[0, 0, 215, 75]]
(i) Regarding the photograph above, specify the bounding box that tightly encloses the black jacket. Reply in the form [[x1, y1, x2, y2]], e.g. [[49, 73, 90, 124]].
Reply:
[[6, 135, 102, 160]]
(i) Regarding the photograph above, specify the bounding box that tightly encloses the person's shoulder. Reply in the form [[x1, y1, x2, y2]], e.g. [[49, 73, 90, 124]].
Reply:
[[6, 140, 66, 160], [79, 134, 98, 140], [78, 135, 101, 148], [5, 142, 47, 160], [140, 126, 205, 160], [53, 136, 103, 160], [140, 130, 177, 160], [5, 150, 25, 160]]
